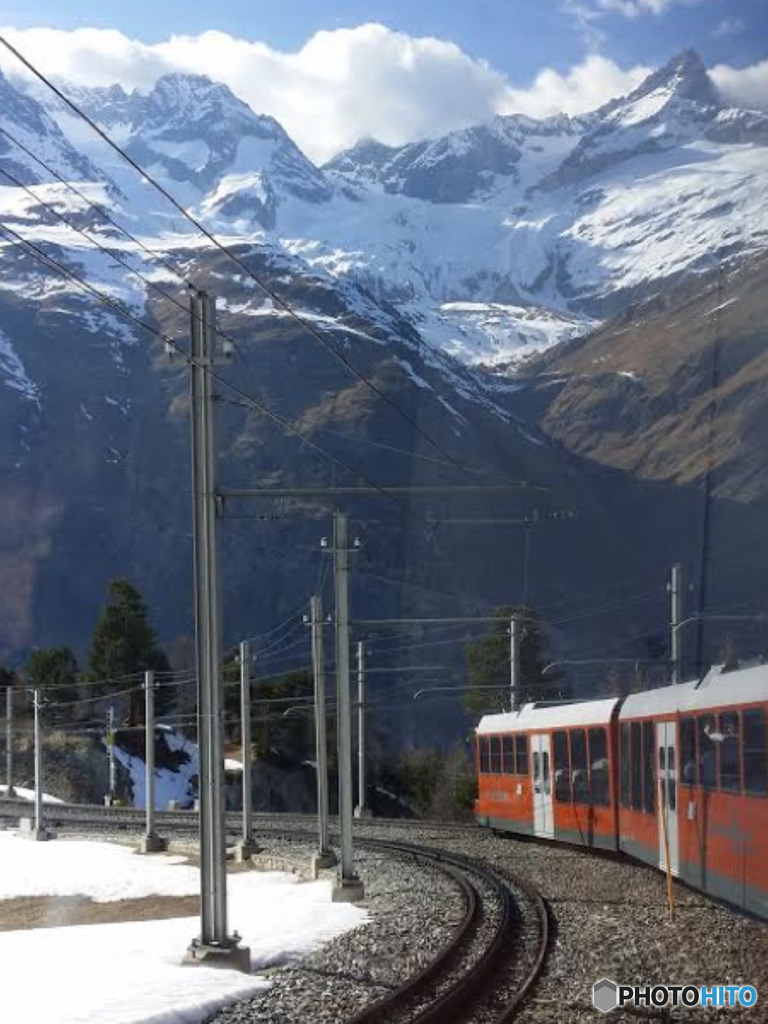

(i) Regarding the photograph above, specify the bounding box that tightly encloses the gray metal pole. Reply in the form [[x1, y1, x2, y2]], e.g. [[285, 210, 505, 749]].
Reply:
[[332, 512, 363, 901], [354, 642, 371, 818], [5, 686, 15, 798], [186, 291, 246, 967], [510, 617, 521, 711], [236, 640, 255, 859], [33, 690, 44, 834], [140, 671, 165, 852], [310, 595, 334, 869], [107, 705, 116, 805], [670, 564, 684, 684]]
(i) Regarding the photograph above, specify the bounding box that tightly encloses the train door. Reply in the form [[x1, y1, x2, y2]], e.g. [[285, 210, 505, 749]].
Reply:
[[531, 733, 554, 838], [656, 721, 679, 875]]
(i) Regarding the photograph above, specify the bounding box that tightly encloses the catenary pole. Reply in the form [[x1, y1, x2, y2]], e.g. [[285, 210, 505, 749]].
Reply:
[[106, 704, 116, 805], [140, 670, 166, 853], [31, 689, 49, 840], [185, 291, 248, 969], [670, 564, 684, 684], [309, 595, 335, 869], [509, 616, 521, 711], [329, 512, 364, 901], [5, 686, 15, 798], [235, 640, 256, 860], [354, 641, 371, 818]]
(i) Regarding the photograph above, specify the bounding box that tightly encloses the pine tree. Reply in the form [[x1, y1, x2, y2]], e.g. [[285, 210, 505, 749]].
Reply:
[[88, 578, 171, 721], [463, 605, 563, 714], [26, 647, 79, 707]]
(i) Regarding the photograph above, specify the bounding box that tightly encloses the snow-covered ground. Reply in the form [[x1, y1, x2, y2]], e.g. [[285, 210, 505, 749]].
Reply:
[[0, 784, 64, 804], [0, 833, 366, 1024], [114, 728, 199, 809]]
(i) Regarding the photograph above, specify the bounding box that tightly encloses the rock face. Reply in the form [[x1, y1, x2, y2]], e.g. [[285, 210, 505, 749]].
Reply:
[[1, 51, 767, 684]]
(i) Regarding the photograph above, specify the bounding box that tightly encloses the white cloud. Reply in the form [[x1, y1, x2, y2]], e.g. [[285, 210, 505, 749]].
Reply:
[[712, 58, 768, 112], [500, 55, 651, 118], [712, 16, 746, 37], [594, 0, 714, 15]]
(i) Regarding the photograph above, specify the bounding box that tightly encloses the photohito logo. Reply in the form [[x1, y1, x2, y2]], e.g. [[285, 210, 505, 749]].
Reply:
[[592, 979, 758, 1013]]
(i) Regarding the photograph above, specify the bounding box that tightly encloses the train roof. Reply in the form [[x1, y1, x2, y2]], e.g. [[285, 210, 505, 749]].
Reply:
[[476, 697, 619, 735], [476, 663, 768, 735], [619, 662, 768, 718]]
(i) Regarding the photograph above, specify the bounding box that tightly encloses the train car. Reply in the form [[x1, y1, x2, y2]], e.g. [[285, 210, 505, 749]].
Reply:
[[475, 662, 768, 919], [475, 698, 620, 850], [619, 663, 768, 917]]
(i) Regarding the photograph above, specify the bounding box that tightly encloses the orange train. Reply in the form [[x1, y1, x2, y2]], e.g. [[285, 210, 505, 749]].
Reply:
[[474, 662, 768, 917]]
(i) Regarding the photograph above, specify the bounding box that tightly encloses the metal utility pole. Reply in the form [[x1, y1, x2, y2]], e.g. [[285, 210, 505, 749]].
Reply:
[[327, 512, 364, 902], [354, 641, 371, 819], [105, 705, 116, 806], [30, 690, 49, 841], [669, 564, 684, 684], [141, 671, 166, 853], [234, 640, 257, 861], [308, 595, 335, 870], [185, 290, 249, 970], [509, 616, 522, 711], [5, 686, 15, 798]]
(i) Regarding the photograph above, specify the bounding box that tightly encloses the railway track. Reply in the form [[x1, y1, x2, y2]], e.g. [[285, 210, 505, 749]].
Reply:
[[346, 839, 548, 1024], [0, 799, 549, 1023]]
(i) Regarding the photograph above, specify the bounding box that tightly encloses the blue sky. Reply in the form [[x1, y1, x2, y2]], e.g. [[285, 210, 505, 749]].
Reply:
[[4, 0, 766, 79]]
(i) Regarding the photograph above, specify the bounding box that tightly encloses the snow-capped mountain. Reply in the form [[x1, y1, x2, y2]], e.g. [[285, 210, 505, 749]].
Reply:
[[6, 49, 764, 374]]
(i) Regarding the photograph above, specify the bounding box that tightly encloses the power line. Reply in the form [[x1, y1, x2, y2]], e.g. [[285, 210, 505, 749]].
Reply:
[[0, 31, 489, 482]]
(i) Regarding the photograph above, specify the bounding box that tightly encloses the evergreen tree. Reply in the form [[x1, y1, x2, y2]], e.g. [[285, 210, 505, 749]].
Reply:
[[88, 578, 172, 721], [26, 646, 79, 706], [463, 605, 563, 714], [0, 666, 15, 689]]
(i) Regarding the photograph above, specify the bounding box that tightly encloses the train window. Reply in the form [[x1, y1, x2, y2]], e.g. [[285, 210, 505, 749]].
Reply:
[[490, 736, 503, 774], [630, 722, 642, 811], [642, 721, 655, 814], [620, 722, 630, 808], [719, 713, 740, 793], [532, 750, 540, 791], [553, 730, 570, 802], [698, 716, 717, 788], [516, 734, 529, 775], [571, 729, 589, 803], [742, 709, 767, 796], [479, 737, 491, 774], [667, 746, 676, 811], [681, 717, 696, 786], [589, 727, 609, 806], [502, 736, 515, 774]]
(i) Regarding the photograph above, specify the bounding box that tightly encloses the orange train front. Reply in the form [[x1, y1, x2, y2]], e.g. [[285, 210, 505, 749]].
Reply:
[[475, 662, 768, 918]]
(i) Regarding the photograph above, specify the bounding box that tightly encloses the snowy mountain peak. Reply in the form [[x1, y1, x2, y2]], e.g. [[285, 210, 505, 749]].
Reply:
[[632, 49, 720, 108]]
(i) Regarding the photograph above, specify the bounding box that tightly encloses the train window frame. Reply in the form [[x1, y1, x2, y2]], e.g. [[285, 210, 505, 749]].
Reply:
[[680, 716, 697, 787], [490, 735, 503, 775], [570, 728, 589, 804], [516, 733, 529, 776], [553, 730, 570, 803], [718, 711, 741, 794], [630, 721, 642, 812], [742, 707, 767, 797], [698, 715, 717, 789], [479, 736, 491, 775], [588, 727, 610, 807], [502, 735, 516, 775], [620, 722, 630, 808], [642, 720, 655, 815]]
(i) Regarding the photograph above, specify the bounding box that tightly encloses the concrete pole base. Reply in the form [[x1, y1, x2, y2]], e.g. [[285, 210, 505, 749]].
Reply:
[[183, 939, 252, 974], [233, 839, 261, 863], [354, 805, 373, 819], [139, 832, 168, 854], [104, 796, 116, 807], [311, 850, 337, 874], [18, 818, 51, 841], [332, 876, 365, 903]]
